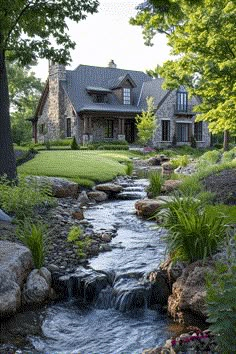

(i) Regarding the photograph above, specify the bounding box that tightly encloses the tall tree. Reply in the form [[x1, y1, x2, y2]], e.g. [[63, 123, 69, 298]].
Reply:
[[131, 0, 236, 150], [0, 0, 99, 179]]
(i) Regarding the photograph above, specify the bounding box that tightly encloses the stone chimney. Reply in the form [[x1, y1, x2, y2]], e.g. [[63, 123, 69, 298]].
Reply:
[[108, 59, 117, 69]]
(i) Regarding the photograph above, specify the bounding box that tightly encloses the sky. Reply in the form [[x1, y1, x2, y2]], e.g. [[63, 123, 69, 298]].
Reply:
[[33, 0, 171, 81]]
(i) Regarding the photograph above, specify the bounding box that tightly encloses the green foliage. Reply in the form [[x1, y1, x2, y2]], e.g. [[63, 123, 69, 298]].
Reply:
[[71, 136, 79, 150], [131, 0, 236, 134], [97, 144, 129, 150], [170, 154, 189, 168], [221, 149, 236, 163], [205, 204, 236, 227], [125, 161, 134, 176], [158, 196, 227, 262], [67, 226, 91, 258], [16, 220, 48, 269], [147, 170, 164, 198], [206, 230, 236, 352], [0, 176, 54, 220], [198, 150, 221, 165], [135, 96, 157, 145]]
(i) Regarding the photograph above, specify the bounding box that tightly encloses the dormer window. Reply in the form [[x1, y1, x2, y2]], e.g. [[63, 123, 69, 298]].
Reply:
[[177, 91, 188, 112], [123, 88, 131, 105]]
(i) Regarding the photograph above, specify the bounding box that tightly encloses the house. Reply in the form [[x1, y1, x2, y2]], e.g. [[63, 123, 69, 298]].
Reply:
[[33, 60, 210, 148]]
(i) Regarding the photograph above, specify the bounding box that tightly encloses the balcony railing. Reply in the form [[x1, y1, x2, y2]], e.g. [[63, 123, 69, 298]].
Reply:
[[173, 104, 194, 115]]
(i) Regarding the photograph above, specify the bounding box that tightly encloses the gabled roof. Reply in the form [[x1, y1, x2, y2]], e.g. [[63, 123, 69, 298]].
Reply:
[[138, 78, 170, 110], [63, 64, 152, 113]]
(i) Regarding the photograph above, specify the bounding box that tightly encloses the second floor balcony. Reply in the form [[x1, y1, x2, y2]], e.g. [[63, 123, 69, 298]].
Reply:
[[173, 104, 195, 115]]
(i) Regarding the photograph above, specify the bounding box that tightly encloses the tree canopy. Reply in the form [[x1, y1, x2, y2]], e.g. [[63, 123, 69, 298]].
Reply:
[[131, 0, 236, 141], [0, 0, 99, 179]]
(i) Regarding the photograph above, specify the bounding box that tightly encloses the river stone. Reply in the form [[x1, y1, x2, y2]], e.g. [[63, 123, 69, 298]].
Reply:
[[95, 183, 123, 193], [78, 190, 90, 205], [87, 191, 108, 202], [135, 196, 174, 218], [0, 241, 33, 317], [72, 209, 84, 220], [22, 268, 52, 305], [27, 176, 79, 198], [168, 259, 215, 323], [162, 162, 174, 176], [0, 209, 12, 222]]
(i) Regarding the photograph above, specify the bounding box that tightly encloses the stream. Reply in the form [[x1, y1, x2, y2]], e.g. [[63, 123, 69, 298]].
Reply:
[[1, 179, 185, 354]]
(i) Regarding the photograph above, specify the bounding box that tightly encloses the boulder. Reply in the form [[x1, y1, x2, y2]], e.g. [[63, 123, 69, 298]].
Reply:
[[27, 176, 79, 198], [167, 260, 215, 323], [0, 241, 33, 317], [161, 179, 183, 193], [87, 191, 108, 202], [148, 269, 171, 305], [161, 162, 175, 177], [22, 267, 52, 305], [78, 190, 90, 205], [147, 157, 161, 166], [95, 183, 123, 194], [0, 209, 12, 222], [135, 196, 174, 218], [72, 209, 84, 220]]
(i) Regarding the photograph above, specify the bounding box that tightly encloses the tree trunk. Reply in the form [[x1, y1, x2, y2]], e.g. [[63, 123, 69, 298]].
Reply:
[[0, 43, 17, 180], [223, 129, 230, 151]]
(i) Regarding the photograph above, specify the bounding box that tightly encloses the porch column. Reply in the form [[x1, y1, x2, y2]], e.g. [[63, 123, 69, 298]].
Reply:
[[118, 118, 126, 141]]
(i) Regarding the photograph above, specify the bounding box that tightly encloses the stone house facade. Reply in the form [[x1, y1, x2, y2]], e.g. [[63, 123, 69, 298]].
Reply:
[[33, 61, 210, 148]]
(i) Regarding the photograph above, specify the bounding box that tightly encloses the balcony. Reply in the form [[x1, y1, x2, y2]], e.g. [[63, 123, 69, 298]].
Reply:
[[173, 104, 195, 115]]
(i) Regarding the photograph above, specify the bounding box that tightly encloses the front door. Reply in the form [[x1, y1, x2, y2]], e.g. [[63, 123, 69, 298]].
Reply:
[[124, 119, 136, 143]]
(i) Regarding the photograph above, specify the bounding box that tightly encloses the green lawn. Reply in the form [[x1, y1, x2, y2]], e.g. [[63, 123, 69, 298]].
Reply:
[[18, 150, 139, 186]]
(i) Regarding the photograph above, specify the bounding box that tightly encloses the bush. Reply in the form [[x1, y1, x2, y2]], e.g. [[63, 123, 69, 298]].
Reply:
[[221, 149, 235, 163], [0, 176, 54, 220], [157, 196, 227, 262], [147, 170, 164, 198], [16, 220, 47, 269], [50, 139, 72, 146], [206, 230, 236, 352], [71, 136, 79, 150], [170, 154, 189, 168], [97, 144, 129, 150], [198, 150, 221, 165]]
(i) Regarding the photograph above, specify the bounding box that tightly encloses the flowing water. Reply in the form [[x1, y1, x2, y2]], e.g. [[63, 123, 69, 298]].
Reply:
[[1, 179, 184, 354]]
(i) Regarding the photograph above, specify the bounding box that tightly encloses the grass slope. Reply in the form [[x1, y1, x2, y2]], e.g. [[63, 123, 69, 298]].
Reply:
[[17, 150, 136, 186]]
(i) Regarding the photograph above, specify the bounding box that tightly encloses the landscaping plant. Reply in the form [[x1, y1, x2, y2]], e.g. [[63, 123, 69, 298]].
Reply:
[[125, 161, 134, 176], [67, 226, 91, 258], [206, 229, 236, 352], [146, 170, 164, 198], [71, 136, 79, 150], [158, 196, 227, 262], [16, 219, 47, 269]]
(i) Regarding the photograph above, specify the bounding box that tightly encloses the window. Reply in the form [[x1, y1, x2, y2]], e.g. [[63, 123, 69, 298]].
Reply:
[[194, 121, 203, 141], [66, 118, 71, 137], [177, 91, 188, 112], [92, 94, 108, 103], [40, 123, 45, 134], [162, 120, 170, 141], [105, 120, 114, 138], [176, 123, 190, 142], [123, 88, 131, 105]]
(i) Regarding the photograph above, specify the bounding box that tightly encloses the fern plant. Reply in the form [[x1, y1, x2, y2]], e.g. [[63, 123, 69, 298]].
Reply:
[[206, 230, 236, 352]]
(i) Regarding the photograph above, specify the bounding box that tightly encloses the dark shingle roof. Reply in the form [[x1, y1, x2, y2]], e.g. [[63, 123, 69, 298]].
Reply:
[[63, 65, 152, 113], [138, 78, 169, 110]]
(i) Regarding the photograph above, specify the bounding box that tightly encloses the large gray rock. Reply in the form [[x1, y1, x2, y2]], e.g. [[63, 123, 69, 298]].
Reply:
[[0, 209, 12, 222], [168, 260, 215, 323], [135, 196, 174, 218], [95, 183, 123, 193], [87, 190, 108, 202], [22, 267, 52, 305], [27, 176, 79, 198], [0, 241, 33, 317]]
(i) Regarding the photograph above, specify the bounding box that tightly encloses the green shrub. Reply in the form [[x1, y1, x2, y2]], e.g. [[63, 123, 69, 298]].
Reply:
[[44, 140, 51, 150], [221, 149, 235, 163], [51, 139, 72, 146], [158, 196, 227, 262], [71, 136, 79, 150], [125, 161, 134, 176], [67, 226, 91, 258], [198, 150, 221, 165], [97, 144, 129, 150], [147, 170, 164, 198], [16, 220, 47, 269], [0, 176, 54, 220], [206, 230, 236, 352], [170, 154, 189, 168]]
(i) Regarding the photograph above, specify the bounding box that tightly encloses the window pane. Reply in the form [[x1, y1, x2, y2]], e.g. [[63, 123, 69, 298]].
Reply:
[[123, 88, 131, 105], [162, 120, 170, 141], [177, 92, 188, 112], [105, 120, 114, 138], [66, 118, 71, 137], [176, 123, 190, 142]]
